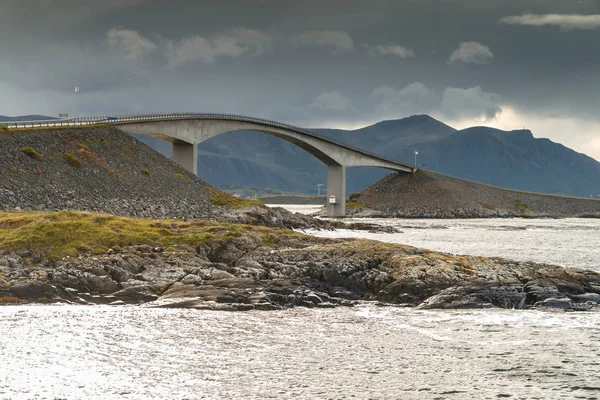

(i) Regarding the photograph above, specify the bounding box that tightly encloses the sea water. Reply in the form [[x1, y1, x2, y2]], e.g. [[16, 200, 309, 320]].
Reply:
[[2, 210, 600, 399]]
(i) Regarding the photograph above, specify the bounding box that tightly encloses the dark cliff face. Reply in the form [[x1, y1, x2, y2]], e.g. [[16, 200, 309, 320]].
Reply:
[[134, 115, 600, 198]]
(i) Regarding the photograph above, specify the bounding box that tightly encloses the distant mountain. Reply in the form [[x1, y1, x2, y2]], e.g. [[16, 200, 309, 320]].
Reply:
[[0, 115, 56, 122], [402, 127, 600, 197], [126, 114, 600, 198]]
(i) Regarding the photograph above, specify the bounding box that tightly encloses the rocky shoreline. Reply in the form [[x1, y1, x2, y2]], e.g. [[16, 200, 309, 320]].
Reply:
[[344, 206, 600, 219], [1, 211, 598, 312]]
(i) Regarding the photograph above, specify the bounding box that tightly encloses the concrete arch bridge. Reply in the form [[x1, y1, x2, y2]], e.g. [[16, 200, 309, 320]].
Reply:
[[6, 113, 417, 216]]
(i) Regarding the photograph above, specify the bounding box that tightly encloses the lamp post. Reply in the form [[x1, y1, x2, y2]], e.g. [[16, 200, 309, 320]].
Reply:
[[414, 150, 418, 166], [316, 184, 324, 196]]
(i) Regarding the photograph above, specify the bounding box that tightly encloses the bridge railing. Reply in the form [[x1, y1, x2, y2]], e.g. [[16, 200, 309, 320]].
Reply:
[[2, 112, 415, 169]]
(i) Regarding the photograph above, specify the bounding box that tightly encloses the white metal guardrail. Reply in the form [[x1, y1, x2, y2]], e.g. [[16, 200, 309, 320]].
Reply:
[[1, 112, 416, 170]]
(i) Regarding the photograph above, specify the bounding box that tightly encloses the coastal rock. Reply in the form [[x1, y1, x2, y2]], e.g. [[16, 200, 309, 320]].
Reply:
[[2, 222, 600, 311]]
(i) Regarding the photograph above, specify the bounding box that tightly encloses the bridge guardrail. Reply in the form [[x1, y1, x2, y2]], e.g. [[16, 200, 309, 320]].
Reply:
[[3, 112, 415, 170]]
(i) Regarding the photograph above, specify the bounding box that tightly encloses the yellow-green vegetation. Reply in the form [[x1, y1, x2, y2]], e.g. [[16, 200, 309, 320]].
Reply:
[[0, 124, 9, 131], [20, 146, 42, 161], [515, 200, 531, 213], [141, 168, 151, 177], [346, 199, 367, 210], [64, 152, 83, 168], [207, 187, 265, 208], [0, 210, 300, 260], [174, 172, 189, 183]]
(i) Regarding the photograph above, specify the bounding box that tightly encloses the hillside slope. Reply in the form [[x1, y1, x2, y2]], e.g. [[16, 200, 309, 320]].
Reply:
[[357, 170, 600, 218], [0, 126, 239, 219]]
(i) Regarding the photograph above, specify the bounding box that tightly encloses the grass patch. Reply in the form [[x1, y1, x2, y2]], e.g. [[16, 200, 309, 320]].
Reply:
[[64, 152, 83, 168], [141, 169, 151, 177], [208, 187, 265, 208], [20, 146, 42, 161], [174, 172, 189, 183], [0, 210, 298, 260], [515, 200, 531, 213], [346, 200, 367, 210], [0, 124, 8, 131]]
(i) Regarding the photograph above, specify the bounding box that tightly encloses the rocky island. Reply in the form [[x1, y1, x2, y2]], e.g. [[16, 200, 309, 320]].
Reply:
[[1, 210, 599, 311]]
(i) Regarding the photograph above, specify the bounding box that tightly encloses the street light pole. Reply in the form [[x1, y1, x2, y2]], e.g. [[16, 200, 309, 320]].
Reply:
[[316, 184, 324, 196], [414, 150, 418, 166]]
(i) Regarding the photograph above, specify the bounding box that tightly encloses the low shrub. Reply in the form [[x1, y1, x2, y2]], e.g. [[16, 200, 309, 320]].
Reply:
[[20, 146, 42, 161], [348, 192, 361, 201], [64, 152, 83, 168], [141, 169, 151, 177]]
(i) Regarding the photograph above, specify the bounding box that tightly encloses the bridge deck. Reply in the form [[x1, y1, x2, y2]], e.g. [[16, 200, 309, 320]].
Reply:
[[2, 113, 416, 173]]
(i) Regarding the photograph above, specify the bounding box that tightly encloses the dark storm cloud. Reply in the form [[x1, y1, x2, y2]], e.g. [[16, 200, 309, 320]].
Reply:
[[1, 0, 600, 157]]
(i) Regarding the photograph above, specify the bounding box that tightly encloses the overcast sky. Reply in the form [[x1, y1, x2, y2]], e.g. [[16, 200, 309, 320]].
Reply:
[[1, 0, 600, 159]]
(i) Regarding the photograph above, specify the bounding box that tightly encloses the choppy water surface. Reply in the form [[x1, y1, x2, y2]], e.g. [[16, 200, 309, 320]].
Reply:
[[2, 305, 600, 399], [3, 211, 600, 399], [308, 217, 600, 272]]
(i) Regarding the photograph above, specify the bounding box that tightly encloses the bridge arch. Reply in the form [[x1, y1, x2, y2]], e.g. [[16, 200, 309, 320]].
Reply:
[[96, 113, 415, 216]]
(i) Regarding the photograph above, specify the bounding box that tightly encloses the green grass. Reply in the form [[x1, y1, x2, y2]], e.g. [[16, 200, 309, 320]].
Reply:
[[20, 146, 42, 161], [207, 187, 265, 208], [141, 169, 151, 177], [0, 210, 299, 259]]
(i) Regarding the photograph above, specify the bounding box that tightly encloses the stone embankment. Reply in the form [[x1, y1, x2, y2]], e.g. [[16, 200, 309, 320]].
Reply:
[[1, 211, 598, 311], [355, 170, 600, 218]]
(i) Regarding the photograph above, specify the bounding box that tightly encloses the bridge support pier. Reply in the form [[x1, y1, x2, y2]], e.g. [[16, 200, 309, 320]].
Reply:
[[173, 141, 198, 175], [327, 165, 346, 217]]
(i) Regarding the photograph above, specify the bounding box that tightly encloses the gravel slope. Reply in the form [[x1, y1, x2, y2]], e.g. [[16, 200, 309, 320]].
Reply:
[[0, 126, 222, 219], [357, 169, 600, 218]]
